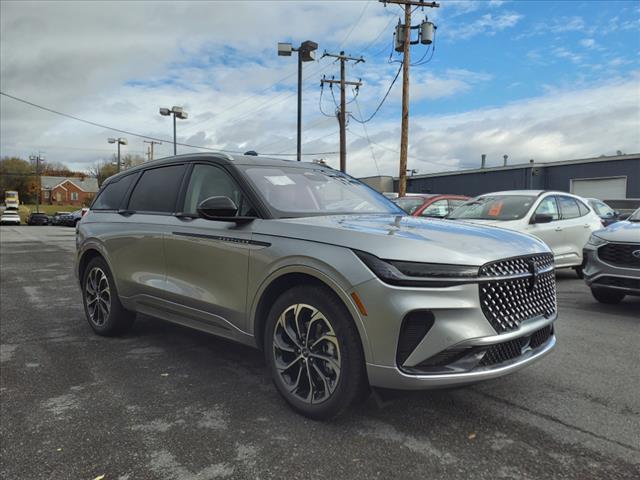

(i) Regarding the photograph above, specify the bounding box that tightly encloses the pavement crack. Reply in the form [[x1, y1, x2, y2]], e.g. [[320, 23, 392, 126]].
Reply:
[[471, 388, 640, 453]]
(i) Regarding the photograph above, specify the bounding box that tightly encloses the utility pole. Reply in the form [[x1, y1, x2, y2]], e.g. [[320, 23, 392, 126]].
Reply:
[[144, 140, 162, 161], [29, 153, 45, 213], [380, 0, 439, 196], [320, 51, 364, 173]]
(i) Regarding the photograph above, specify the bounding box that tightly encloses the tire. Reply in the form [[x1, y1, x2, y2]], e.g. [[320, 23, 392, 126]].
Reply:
[[264, 285, 368, 420], [591, 287, 625, 304], [81, 256, 135, 336], [574, 266, 584, 279]]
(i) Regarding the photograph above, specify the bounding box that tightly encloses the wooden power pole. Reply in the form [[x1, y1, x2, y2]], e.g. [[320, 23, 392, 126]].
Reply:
[[380, 0, 439, 196], [144, 140, 162, 161], [320, 51, 364, 173]]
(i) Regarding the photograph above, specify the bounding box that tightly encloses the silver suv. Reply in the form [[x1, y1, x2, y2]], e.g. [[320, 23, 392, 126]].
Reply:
[[76, 153, 557, 419]]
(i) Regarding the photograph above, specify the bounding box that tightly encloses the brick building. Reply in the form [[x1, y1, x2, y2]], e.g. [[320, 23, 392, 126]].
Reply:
[[41, 176, 99, 206]]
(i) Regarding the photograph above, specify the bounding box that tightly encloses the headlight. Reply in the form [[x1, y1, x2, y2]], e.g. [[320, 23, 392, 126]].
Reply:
[[586, 234, 607, 247], [354, 250, 478, 287]]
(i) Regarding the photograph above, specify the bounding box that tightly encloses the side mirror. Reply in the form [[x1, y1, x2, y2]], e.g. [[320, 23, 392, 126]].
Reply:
[[531, 213, 553, 224], [196, 196, 255, 224]]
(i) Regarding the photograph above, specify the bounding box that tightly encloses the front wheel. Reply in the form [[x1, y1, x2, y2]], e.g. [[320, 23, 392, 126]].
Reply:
[[591, 287, 625, 304], [264, 285, 368, 420]]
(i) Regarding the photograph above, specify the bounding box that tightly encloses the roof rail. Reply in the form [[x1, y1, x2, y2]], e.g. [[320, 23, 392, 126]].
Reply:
[[211, 151, 234, 161]]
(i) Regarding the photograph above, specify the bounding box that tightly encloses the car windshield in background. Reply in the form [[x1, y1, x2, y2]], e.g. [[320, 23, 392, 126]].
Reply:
[[394, 197, 426, 214], [628, 209, 640, 222], [242, 166, 403, 218], [590, 200, 614, 217], [449, 195, 536, 221]]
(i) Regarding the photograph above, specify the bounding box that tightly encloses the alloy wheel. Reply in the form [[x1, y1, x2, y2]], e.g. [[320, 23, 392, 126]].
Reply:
[[85, 267, 111, 326], [272, 303, 341, 404]]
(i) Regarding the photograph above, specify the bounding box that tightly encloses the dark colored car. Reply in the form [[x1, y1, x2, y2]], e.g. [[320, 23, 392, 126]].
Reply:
[[60, 210, 83, 227], [52, 211, 72, 225], [27, 212, 51, 225], [393, 194, 470, 218], [586, 198, 624, 226]]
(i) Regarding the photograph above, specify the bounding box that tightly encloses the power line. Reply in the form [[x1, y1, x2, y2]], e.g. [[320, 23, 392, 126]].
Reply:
[[0, 91, 336, 157], [354, 97, 381, 176], [348, 62, 402, 124]]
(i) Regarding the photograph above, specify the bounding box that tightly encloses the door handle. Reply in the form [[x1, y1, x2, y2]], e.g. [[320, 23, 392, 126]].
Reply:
[[583, 224, 590, 228], [554, 227, 563, 232]]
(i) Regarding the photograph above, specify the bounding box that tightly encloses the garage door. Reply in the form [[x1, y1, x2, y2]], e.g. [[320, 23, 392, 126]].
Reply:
[[570, 177, 627, 200]]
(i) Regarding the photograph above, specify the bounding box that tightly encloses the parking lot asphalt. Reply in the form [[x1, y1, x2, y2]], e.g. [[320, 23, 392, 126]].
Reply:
[[1, 225, 639, 480]]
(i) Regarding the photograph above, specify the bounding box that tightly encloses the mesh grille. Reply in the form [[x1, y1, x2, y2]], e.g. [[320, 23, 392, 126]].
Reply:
[[598, 243, 640, 268], [479, 253, 554, 278], [479, 325, 553, 367], [479, 254, 557, 333]]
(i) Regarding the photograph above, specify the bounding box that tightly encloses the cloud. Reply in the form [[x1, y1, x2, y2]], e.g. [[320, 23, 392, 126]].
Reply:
[[344, 76, 640, 177], [444, 12, 523, 40]]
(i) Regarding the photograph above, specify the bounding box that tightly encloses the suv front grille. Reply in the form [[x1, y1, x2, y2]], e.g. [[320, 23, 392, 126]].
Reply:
[[479, 325, 553, 367], [598, 243, 640, 268], [479, 254, 557, 333]]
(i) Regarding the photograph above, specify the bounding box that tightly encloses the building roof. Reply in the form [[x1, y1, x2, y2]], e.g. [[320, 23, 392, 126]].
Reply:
[[41, 176, 99, 192], [396, 152, 640, 181]]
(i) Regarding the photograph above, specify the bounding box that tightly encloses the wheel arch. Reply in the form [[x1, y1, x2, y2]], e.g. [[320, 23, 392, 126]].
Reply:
[[250, 266, 372, 362]]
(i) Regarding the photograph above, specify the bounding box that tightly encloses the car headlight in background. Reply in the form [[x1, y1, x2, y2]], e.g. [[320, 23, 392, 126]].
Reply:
[[354, 250, 478, 287], [586, 234, 607, 247]]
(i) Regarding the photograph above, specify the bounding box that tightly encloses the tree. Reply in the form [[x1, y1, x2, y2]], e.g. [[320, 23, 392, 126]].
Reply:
[[0, 156, 36, 203]]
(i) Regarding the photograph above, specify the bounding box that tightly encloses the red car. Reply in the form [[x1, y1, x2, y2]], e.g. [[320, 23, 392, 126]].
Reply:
[[394, 194, 470, 218]]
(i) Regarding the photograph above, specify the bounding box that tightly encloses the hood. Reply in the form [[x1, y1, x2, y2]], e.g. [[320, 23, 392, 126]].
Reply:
[[255, 214, 548, 266], [595, 220, 640, 243]]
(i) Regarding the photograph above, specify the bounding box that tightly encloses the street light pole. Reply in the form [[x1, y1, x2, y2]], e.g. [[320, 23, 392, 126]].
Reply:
[[160, 106, 188, 156], [278, 40, 318, 161], [108, 137, 128, 172]]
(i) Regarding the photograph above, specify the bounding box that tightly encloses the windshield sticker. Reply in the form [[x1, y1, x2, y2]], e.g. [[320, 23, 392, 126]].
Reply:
[[265, 175, 296, 186], [488, 201, 504, 217]]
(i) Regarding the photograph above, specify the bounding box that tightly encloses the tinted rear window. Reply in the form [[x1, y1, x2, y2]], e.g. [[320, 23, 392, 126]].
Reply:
[[128, 165, 186, 213], [92, 174, 137, 210]]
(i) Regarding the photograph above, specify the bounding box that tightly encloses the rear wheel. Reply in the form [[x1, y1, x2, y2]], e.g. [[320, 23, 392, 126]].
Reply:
[[82, 257, 135, 336], [264, 285, 367, 420], [591, 287, 625, 304]]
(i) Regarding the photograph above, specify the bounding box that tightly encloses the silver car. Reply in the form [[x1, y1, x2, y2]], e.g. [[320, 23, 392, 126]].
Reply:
[[583, 208, 640, 303], [76, 153, 557, 419]]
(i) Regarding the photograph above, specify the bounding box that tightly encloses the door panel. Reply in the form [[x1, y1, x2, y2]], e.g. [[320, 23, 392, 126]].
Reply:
[[164, 163, 255, 331], [524, 196, 565, 261], [557, 196, 591, 266]]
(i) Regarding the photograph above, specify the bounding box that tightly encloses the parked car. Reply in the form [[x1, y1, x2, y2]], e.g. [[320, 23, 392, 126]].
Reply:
[[448, 190, 603, 277], [27, 212, 51, 225], [586, 198, 623, 226], [394, 194, 469, 218], [0, 209, 21, 225], [76, 154, 557, 419], [52, 211, 72, 225], [583, 208, 640, 304], [61, 210, 83, 227]]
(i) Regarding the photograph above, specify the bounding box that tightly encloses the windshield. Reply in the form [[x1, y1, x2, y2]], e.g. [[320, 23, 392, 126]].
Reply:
[[449, 195, 537, 221], [242, 166, 403, 218], [394, 197, 426, 214], [629, 208, 640, 222], [590, 199, 615, 217]]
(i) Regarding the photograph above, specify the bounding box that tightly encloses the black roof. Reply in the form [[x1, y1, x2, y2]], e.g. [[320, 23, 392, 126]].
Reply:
[[103, 153, 330, 185]]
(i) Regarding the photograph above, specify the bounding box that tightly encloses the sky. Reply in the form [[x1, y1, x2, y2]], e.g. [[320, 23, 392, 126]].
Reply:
[[1, 0, 639, 178]]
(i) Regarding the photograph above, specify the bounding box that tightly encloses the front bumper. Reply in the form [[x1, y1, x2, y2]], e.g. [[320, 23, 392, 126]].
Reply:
[[583, 244, 640, 295], [353, 269, 557, 390], [367, 333, 555, 390]]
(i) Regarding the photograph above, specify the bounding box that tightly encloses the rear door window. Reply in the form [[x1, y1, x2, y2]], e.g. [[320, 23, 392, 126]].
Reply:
[[558, 196, 581, 220], [128, 165, 187, 214], [92, 174, 137, 210]]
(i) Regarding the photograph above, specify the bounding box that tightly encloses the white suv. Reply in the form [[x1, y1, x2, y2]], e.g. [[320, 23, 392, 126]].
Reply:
[[449, 190, 603, 276]]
